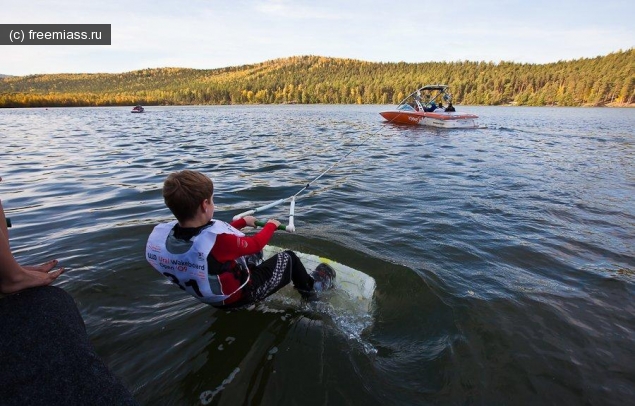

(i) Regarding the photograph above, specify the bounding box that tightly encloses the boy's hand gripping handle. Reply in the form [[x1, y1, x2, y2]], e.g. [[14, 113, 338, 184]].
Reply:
[[254, 220, 291, 232]]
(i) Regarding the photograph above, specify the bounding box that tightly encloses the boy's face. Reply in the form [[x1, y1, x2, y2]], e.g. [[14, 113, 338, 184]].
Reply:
[[205, 195, 214, 221]]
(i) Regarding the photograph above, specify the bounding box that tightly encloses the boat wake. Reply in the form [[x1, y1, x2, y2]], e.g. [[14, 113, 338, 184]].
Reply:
[[252, 293, 377, 354]]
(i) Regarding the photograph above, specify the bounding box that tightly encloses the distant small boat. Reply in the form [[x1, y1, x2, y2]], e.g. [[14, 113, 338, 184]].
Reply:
[[380, 85, 478, 129], [131, 105, 144, 113]]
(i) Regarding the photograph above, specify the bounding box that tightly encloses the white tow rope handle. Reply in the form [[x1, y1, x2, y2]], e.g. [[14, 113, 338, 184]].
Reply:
[[287, 197, 296, 233], [232, 198, 287, 221], [234, 197, 296, 233]]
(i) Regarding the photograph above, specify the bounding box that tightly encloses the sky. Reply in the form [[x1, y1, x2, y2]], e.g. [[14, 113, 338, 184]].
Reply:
[[1, 0, 633, 76]]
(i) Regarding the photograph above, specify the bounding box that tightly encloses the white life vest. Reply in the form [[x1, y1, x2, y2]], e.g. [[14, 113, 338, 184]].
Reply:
[[146, 220, 250, 304]]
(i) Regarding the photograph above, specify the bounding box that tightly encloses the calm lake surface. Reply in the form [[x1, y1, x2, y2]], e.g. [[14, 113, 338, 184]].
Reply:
[[1, 105, 634, 405]]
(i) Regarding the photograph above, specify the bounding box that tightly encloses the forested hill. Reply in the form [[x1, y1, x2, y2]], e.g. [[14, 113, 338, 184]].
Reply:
[[1, 49, 633, 107]]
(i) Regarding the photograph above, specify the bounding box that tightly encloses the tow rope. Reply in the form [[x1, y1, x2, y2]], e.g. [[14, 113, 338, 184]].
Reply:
[[233, 118, 391, 232]]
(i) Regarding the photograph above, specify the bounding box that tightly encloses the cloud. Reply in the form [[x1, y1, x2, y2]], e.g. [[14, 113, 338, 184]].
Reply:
[[1, 0, 632, 74]]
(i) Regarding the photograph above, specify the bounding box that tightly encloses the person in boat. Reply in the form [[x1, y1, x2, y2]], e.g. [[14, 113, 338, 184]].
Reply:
[[1, 177, 137, 405], [146, 170, 335, 309], [0, 179, 64, 294], [423, 100, 437, 112], [412, 91, 423, 111], [445, 102, 456, 112]]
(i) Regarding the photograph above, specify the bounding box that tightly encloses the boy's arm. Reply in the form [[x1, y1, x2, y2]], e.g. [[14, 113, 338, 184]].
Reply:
[[212, 222, 277, 262], [229, 217, 247, 229]]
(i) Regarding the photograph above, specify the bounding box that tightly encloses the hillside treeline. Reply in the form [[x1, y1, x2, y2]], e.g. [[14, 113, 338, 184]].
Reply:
[[0, 49, 633, 108]]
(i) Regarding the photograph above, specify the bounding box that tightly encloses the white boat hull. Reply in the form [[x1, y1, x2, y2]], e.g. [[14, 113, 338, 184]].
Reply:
[[420, 114, 479, 129]]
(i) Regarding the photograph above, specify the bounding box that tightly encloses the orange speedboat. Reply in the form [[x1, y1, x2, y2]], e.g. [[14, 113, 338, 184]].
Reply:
[[380, 85, 479, 128]]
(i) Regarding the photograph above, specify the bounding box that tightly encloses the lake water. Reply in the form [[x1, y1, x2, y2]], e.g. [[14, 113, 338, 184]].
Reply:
[[1, 105, 634, 405]]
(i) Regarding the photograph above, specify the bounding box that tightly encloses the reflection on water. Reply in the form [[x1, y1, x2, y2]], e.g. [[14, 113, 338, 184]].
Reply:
[[1, 105, 634, 405]]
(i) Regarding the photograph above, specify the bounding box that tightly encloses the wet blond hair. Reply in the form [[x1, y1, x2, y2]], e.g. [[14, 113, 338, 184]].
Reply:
[[162, 170, 214, 222]]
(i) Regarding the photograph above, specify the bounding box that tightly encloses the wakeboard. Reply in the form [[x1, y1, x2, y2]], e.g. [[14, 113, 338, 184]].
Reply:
[[262, 245, 376, 313]]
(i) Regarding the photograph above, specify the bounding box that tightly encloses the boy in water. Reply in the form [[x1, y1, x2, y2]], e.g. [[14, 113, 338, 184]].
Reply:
[[146, 170, 335, 309]]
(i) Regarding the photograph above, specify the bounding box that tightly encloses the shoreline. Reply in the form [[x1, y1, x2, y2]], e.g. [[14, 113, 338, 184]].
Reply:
[[1, 103, 633, 109]]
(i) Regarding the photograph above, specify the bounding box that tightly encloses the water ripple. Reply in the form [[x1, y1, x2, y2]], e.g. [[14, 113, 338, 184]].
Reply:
[[1, 105, 634, 405]]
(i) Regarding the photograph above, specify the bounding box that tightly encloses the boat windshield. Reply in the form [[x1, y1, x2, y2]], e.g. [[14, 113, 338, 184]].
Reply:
[[397, 104, 416, 112]]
